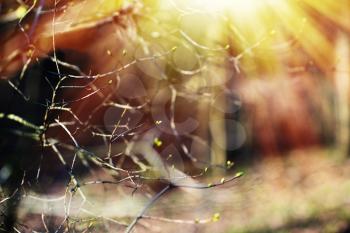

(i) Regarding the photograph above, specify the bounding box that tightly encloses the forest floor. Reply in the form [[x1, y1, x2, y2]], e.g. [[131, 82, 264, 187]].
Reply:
[[142, 147, 350, 233], [17, 147, 350, 232]]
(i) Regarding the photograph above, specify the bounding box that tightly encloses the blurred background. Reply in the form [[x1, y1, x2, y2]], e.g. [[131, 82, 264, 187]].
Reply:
[[1, 0, 350, 232]]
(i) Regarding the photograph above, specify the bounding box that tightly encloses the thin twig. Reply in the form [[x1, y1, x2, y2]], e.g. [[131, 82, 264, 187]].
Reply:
[[124, 185, 172, 233]]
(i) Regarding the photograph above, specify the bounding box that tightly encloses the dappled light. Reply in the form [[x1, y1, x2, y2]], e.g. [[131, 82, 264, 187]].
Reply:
[[0, 0, 350, 232]]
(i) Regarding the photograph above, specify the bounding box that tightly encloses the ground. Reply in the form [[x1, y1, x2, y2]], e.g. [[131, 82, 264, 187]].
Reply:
[[16, 147, 350, 232]]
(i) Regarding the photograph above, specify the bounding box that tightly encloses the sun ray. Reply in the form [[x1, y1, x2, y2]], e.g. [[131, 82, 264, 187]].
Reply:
[[174, 0, 346, 76]]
